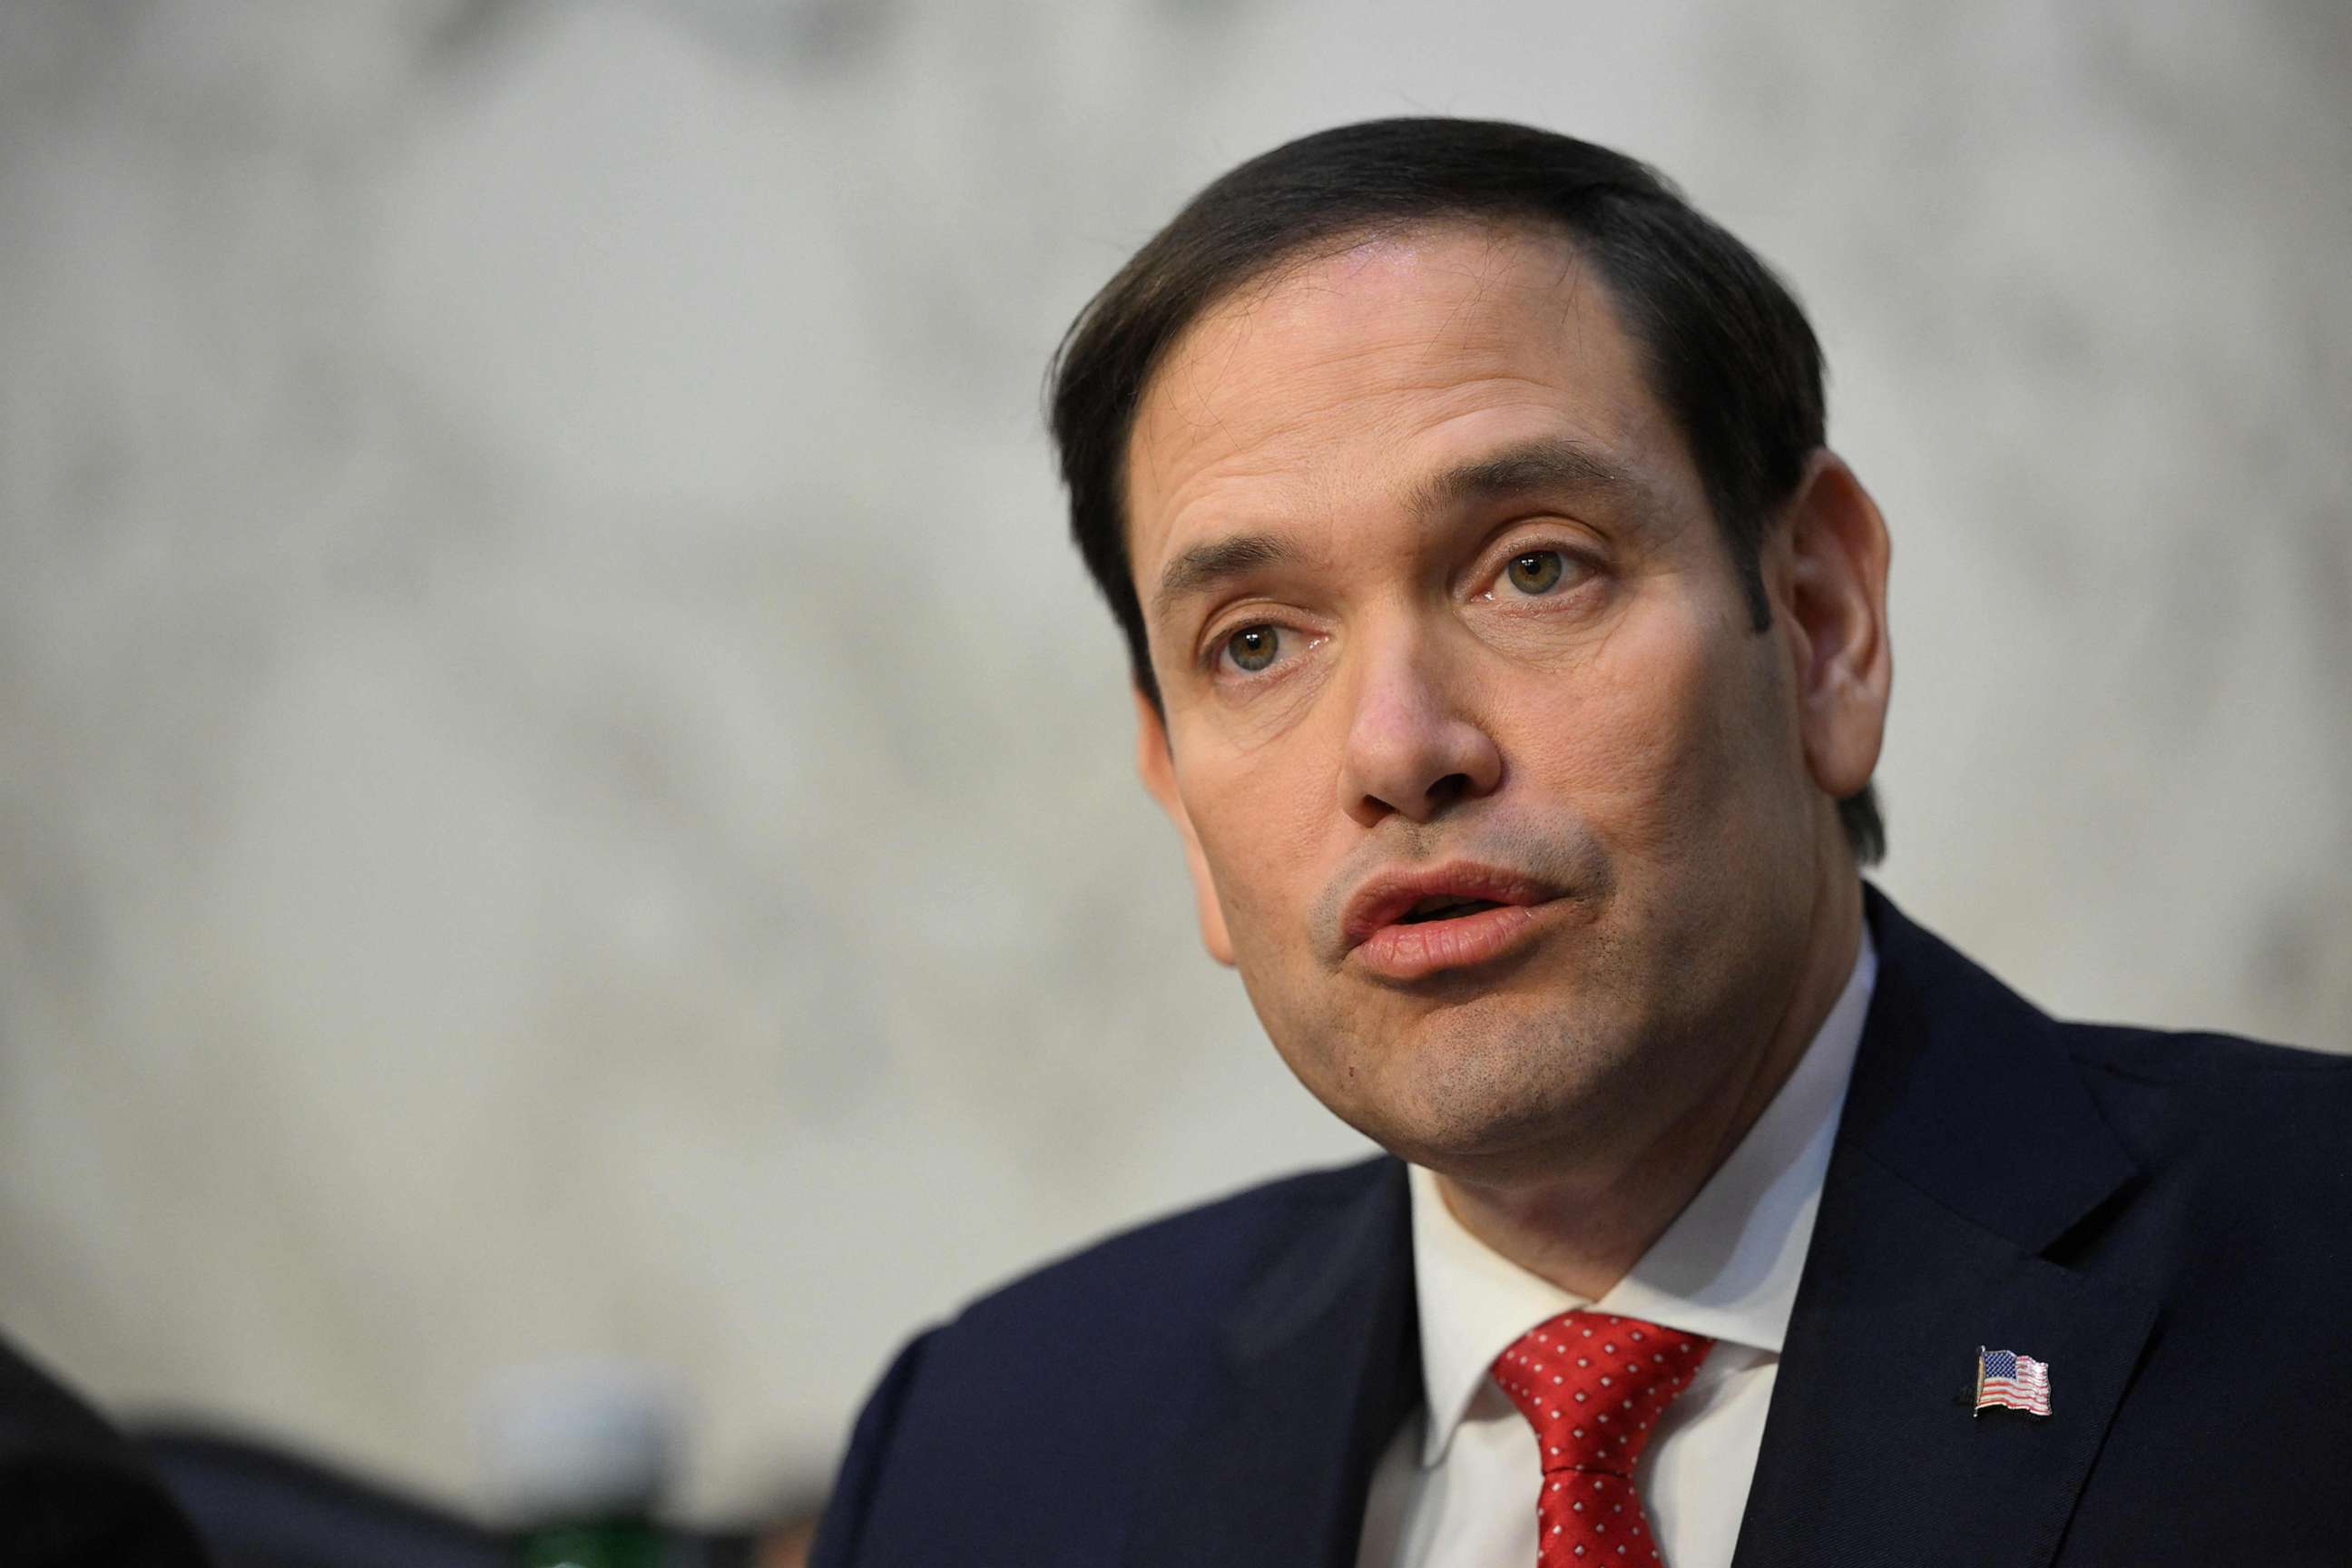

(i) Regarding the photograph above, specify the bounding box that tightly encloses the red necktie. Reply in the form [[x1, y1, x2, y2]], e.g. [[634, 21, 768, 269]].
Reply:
[[1490, 1309, 1714, 1565]]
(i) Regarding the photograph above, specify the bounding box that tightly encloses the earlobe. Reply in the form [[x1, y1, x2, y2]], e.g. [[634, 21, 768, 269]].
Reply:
[[1782, 452, 1894, 805], [1132, 689, 1238, 967]]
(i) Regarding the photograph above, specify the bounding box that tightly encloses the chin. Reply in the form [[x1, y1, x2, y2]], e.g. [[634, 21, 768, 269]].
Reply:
[[1319, 998, 1634, 1173]]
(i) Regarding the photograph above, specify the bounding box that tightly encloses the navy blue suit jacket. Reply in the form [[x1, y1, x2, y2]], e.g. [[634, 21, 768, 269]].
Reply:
[[811, 890, 2352, 1565]]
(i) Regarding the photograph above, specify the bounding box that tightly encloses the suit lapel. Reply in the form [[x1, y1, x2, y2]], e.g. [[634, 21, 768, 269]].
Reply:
[[1123, 1158, 1418, 1568], [1731, 891, 2156, 1568]]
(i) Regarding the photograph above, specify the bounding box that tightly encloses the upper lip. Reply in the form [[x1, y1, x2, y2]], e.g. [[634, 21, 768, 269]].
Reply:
[[1339, 861, 1564, 950]]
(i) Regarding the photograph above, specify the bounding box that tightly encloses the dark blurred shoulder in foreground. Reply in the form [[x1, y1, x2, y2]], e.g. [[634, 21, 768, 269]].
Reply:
[[0, 1331, 210, 1566]]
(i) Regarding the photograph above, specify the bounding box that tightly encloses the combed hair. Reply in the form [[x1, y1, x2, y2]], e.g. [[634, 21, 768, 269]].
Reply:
[[1046, 117, 1883, 864]]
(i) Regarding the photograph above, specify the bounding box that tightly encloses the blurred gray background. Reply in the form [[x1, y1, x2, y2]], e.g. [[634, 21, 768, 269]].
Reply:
[[1, 0, 2346, 1523]]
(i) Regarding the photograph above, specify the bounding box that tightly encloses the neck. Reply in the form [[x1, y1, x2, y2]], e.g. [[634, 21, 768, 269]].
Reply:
[[1436, 875, 1866, 1300]]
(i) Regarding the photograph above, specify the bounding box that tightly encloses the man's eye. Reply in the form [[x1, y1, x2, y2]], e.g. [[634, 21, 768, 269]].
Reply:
[[1504, 551, 1569, 595], [1223, 624, 1282, 673]]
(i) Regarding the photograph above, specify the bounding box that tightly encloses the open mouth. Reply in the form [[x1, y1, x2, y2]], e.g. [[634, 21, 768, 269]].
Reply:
[[1397, 896, 1506, 925], [1338, 862, 1568, 981]]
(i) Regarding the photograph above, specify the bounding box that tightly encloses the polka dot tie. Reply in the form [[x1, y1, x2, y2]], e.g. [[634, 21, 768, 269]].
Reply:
[[1489, 1309, 1713, 1566]]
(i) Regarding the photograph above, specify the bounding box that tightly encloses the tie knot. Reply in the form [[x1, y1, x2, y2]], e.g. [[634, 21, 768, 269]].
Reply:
[[1490, 1308, 1713, 1480]]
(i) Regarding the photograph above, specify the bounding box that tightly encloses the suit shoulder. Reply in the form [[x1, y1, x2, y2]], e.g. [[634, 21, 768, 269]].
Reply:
[[2059, 1020, 2352, 1214], [2063, 1018, 2352, 1088], [810, 1156, 1398, 1564]]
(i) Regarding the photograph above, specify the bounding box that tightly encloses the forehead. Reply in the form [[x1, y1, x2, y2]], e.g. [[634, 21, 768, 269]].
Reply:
[[1123, 220, 1687, 574]]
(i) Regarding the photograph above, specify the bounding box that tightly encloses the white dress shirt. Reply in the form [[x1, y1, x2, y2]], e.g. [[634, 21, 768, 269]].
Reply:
[[1357, 931, 1877, 1568]]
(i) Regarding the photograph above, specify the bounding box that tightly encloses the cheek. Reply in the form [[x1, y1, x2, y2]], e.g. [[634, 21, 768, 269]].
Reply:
[[1506, 605, 1787, 862], [1174, 742, 1331, 944]]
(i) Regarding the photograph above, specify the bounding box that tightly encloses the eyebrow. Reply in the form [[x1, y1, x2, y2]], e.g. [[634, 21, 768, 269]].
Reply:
[[1152, 532, 1297, 624], [1404, 436, 1635, 518]]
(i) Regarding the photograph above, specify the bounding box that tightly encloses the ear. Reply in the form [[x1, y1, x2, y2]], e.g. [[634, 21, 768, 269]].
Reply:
[[1132, 688, 1237, 967], [1779, 450, 1893, 807]]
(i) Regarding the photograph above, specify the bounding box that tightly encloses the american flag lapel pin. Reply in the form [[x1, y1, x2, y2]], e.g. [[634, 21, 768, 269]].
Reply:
[[1974, 1346, 2053, 1417]]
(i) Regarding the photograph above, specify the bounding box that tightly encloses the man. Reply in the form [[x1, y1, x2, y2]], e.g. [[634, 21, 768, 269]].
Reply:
[[809, 119, 2352, 1566]]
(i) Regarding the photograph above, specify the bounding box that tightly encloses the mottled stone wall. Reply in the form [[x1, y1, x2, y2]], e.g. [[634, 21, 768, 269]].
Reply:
[[0, 0, 2344, 1517]]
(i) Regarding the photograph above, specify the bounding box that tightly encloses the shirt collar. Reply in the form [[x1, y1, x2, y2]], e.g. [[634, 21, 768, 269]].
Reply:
[[1407, 926, 1878, 1466]]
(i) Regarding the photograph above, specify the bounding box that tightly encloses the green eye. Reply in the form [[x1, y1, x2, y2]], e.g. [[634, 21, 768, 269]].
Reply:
[[1225, 625, 1280, 672], [1506, 551, 1567, 594]]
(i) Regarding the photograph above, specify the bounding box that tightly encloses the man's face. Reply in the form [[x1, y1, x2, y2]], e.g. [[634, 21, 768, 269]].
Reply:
[[1124, 221, 1862, 1185]]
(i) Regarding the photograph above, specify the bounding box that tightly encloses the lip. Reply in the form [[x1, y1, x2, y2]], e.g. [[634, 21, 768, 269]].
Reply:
[[1340, 861, 1565, 982]]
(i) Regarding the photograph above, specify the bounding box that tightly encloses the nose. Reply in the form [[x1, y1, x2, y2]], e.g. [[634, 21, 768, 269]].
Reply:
[[1337, 632, 1504, 828]]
